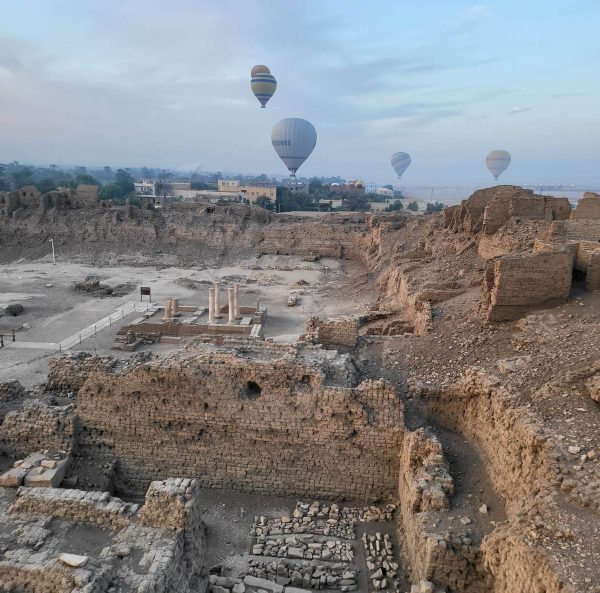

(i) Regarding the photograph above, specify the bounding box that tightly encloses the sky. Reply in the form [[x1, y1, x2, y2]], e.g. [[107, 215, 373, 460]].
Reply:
[[0, 0, 599, 186]]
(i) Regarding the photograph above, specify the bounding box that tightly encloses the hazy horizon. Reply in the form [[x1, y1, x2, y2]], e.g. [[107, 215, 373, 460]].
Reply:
[[1, 1, 599, 186]]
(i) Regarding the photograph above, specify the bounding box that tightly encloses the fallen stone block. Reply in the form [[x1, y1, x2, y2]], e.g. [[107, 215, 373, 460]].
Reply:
[[59, 553, 88, 568], [0, 466, 30, 487], [24, 457, 68, 488], [244, 576, 284, 593]]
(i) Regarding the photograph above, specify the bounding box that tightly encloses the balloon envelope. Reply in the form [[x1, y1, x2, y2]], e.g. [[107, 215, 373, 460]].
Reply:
[[251, 66, 277, 108], [391, 152, 411, 179], [251, 64, 271, 77], [486, 150, 511, 180], [271, 118, 317, 177]]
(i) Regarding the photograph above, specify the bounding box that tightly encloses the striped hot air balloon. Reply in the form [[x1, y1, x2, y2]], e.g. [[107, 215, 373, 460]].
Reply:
[[271, 118, 317, 177], [486, 150, 511, 180], [391, 152, 411, 179], [251, 65, 277, 108], [251, 65, 270, 77]]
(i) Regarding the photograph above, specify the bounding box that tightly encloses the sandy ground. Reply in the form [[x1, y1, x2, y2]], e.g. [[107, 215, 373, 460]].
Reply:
[[0, 254, 367, 386], [194, 488, 407, 593]]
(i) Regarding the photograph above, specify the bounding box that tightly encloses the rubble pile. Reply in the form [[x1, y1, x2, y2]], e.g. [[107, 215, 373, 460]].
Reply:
[[245, 559, 358, 591], [362, 532, 397, 591], [251, 535, 354, 563]]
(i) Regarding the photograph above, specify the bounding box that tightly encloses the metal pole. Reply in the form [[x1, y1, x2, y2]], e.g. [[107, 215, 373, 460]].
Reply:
[[49, 239, 56, 264]]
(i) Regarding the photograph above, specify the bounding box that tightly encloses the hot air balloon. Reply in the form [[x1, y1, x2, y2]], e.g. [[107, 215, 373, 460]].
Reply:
[[251, 65, 277, 108], [271, 118, 317, 177], [486, 150, 511, 180], [391, 152, 411, 179], [251, 65, 270, 77]]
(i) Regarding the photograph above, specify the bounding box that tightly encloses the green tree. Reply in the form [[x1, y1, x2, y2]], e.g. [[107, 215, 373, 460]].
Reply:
[[34, 178, 58, 194], [0, 164, 9, 191], [308, 178, 323, 194], [275, 187, 316, 212], [98, 184, 124, 201], [255, 195, 274, 210], [115, 169, 135, 196], [10, 166, 34, 189], [407, 201, 419, 212], [383, 184, 394, 191], [425, 202, 445, 214], [74, 173, 100, 186], [385, 201, 403, 212]]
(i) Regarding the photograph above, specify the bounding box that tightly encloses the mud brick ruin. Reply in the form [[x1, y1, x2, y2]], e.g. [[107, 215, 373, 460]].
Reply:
[[1, 186, 600, 593]]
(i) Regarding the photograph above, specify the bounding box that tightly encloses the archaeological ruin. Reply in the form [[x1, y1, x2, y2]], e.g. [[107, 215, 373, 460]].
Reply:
[[0, 185, 599, 593]]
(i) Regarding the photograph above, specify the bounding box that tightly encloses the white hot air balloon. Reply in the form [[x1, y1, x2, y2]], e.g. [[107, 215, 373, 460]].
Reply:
[[486, 150, 511, 180], [271, 118, 317, 177], [391, 152, 411, 179]]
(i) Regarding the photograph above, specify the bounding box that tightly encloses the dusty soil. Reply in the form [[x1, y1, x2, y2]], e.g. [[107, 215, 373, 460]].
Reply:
[[0, 255, 366, 386]]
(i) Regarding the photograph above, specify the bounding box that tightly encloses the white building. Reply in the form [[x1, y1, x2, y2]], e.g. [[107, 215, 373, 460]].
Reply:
[[134, 181, 156, 196], [364, 183, 378, 194], [375, 187, 394, 197], [282, 179, 309, 193]]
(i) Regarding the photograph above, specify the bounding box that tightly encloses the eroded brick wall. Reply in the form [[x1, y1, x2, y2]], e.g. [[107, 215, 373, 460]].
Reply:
[[0, 401, 75, 457], [75, 353, 404, 499], [303, 316, 360, 351], [482, 249, 573, 321]]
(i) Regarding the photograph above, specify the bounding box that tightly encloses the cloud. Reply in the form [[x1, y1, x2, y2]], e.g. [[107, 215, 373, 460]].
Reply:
[[552, 90, 587, 99], [508, 106, 532, 115]]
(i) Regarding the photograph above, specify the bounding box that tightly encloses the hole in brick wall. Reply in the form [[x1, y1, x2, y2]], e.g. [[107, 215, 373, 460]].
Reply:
[[242, 381, 262, 400]]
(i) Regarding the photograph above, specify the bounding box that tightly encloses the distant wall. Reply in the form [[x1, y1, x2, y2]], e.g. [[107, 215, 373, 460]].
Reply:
[[303, 316, 360, 351], [551, 219, 600, 241], [482, 248, 573, 322], [571, 192, 600, 220]]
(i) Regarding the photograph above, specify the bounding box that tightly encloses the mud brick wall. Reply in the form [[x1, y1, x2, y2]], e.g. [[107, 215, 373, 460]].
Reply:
[[304, 316, 359, 351], [482, 529, 575, 593], [398, 429, 453, 514], [398, 512, 489, 593], [11, 487, 137, 530], [482, 249, 573, 321], [47, 353, 116, 392], [259, 218, 369, 261], [0, 401, 75, 457], [586, 250, 600, 291], [571, 192, 600, 220], [118, 321, 252, 337], [0, 381, 26, 402], [137, 479, 207, 593], [396, 429, 488, 592], [410, 370, 578, 593], [509, 196, 570, 222], [573, 240, 599, 272], [0, 560, 87, 593], [551, 219, 600, 241], [75, 354, 404, 499]]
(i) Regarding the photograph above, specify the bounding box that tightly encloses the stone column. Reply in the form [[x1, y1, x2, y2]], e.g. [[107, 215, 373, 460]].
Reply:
[[171, 297, 179, 317], [234, 283, 241, 319], [214, 282, 222, 318], [163, 299, 172, 321], [228, 287, 235, 324], [208, 288, 215, 323]]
